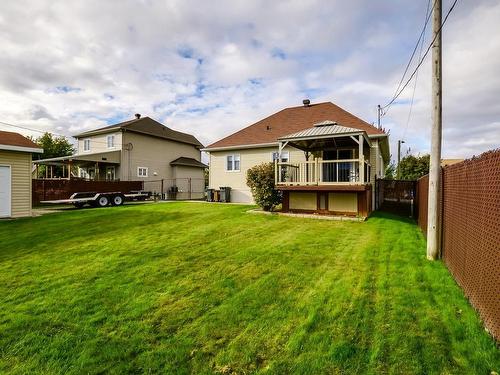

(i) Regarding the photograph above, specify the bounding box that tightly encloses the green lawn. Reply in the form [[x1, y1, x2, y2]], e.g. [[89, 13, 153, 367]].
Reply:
[[0, 203, 498, 374]]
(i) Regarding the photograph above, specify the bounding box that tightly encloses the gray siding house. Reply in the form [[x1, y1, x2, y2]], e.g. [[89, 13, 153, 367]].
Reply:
[[35, 115, 206, 197]]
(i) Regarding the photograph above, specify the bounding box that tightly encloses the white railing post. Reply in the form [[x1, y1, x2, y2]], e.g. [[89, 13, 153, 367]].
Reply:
[[315, 159, 319, 184], [275, 160, 278, 184], [359, 134, 364, 184]]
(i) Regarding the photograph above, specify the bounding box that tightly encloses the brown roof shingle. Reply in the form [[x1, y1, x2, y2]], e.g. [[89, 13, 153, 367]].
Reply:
[[0, 130, 42, 150], [206, 102, 385, 149], [170, 157, 208, 168], [75, 116, 203, 148]]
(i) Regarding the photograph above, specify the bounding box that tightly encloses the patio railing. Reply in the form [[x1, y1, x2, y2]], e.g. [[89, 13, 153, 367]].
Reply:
[[276, 159, 371, 185]]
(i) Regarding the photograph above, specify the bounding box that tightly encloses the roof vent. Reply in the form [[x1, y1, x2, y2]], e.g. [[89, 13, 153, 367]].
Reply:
[[314, 120, 337, 127], [302, 99, 311, 107], [135, 113, 141, 119]]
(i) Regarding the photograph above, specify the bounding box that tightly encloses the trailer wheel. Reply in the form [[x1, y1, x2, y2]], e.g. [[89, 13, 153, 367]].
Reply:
[[97, 195, 109, 207], [112, 194, 125, 206]]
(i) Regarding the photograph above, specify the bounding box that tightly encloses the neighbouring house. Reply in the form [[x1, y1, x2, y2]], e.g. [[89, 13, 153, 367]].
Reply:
[[0, 131, 43, 218], [34, 114, 207, 198], [204, 100, 390, 217]]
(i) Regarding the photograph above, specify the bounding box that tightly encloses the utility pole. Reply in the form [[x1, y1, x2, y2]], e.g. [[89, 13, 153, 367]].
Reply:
[[397, 140, 405, 179], [377, 105, 381, 129], [427, 0, 442, 260]]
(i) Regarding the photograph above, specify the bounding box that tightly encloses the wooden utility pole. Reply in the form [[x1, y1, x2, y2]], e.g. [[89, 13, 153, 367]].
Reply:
[[397, 140, 405, 179], [427, 0, 442, 260], [377, 105, 382, 130]]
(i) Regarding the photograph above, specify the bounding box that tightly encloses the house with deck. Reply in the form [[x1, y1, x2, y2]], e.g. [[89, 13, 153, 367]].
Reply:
[[34, 114, 207, 198], [204, 100, 390, 217]]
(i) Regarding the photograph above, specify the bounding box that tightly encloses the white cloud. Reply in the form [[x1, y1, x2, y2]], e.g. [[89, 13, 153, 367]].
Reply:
[[0, 0, 498, 160]]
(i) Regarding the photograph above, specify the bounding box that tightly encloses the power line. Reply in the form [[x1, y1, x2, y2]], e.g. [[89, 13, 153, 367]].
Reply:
[[0, 120, 68, 138], [389, 0, 436, 107], [403, 0, 432, 139], [382, 0, 460, 111], [0, 120, 115, 146]]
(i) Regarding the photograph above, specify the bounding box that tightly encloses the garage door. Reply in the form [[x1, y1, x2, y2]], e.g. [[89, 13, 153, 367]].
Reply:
[[0, 166, 11, 218]]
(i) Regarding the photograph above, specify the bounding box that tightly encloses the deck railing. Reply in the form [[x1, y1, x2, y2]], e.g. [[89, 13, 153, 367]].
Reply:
[[276, 159, 371, 185]]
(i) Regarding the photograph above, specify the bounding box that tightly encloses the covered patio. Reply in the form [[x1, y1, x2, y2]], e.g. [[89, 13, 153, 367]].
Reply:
[[275, 121, 372, 186], [33, 150, 121, 181], [275, 121, 374, 217]]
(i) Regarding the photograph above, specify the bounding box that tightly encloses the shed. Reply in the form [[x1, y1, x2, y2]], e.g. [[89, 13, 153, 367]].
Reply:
[[0, 131, 43, 218], [169, 157, 207, 199]]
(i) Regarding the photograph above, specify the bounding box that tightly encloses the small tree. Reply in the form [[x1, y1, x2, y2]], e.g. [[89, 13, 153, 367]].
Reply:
[[384, 162, 396, 180], [30, 132, 75, 178], [398, 154, 430, 180], [30, 132, 74, 160], [246, 162, 282, 211]]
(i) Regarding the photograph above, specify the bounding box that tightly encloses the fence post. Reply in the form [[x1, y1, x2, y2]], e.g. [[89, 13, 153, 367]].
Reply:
[[161, 179, 164, 198], [189, 178, 192, 200]]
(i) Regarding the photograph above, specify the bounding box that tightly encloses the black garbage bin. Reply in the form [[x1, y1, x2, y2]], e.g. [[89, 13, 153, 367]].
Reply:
[[219, 186, 231, 203], [206, 188, 214, 202], [167, 186, 178, 200]]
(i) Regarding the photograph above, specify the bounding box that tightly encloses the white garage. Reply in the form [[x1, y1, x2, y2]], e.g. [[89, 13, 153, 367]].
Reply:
[[0, 165, 11, 217], [0, 131, 43, 218]]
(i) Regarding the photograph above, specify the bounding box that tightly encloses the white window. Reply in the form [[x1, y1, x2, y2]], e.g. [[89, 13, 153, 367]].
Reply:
[[137, 167, 148, 177], [271, 151, 289, 163], [107, 135, 115, 148], [83, 139, 90, 152], [226, 154, 240, 171]]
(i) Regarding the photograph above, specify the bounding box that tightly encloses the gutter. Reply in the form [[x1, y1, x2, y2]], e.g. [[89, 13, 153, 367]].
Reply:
[[0, 144, 43, 153], [202, 142, 278, 152]]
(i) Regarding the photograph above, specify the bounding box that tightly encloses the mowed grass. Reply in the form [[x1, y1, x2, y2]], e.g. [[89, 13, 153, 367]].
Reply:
[[0, 203, 498, 374]]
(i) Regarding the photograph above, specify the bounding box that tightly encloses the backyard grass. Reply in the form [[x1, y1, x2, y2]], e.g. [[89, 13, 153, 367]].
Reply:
[[0, 202, 498, 374]]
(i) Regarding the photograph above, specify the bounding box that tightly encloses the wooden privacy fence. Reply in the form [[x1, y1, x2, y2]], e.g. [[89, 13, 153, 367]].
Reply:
[[33, 179, 143, 205], [375, 179, 417, 217], [416, 149, 500, 341]]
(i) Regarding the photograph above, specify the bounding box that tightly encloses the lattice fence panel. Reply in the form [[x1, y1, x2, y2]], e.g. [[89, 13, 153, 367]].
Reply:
[[441, 149, 500, 340]]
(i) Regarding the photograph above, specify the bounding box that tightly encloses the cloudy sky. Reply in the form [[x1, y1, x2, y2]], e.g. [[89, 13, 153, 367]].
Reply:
[[0, 0, 499, 160]]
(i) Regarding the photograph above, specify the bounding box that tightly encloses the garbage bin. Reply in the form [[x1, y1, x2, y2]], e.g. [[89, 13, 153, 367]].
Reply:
[[213, 190, 220, 202], [219, 186, 231, 203], [167, 186, 178, 200], [206, 188, 214, 202]]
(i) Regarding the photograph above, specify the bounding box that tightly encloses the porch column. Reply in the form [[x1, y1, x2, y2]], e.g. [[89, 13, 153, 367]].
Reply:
[[358, 134, 364, 184]]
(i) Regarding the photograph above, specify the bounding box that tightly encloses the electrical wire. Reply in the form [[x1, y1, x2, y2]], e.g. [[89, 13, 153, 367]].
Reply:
[[382, 0, 460, 111], [0, 120, 117, 146], [403, 0, 432, 139], [389, 0, 436, 106]]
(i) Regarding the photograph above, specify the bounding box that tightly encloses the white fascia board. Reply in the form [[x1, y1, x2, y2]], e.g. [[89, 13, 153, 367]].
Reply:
[[201, 142, 278, 152], [0, 144, 43, 153]]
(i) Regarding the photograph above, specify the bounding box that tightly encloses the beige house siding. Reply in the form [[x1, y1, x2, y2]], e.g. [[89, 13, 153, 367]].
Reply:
[[329, 192, 357, 212], [209, 146, 305, 203], [289, 192, 317, 210], [0, 150, 32, 218], [121, 132, 202, 182], [77, 132, 122, 154]]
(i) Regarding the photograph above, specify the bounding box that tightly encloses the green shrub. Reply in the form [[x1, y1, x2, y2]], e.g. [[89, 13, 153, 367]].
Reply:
[[246, 162, 282, 211]]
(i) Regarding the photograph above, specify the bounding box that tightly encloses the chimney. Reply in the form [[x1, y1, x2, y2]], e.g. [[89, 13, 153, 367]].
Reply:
[[135, 113, 141, 119], [302, 99, 311, 107]]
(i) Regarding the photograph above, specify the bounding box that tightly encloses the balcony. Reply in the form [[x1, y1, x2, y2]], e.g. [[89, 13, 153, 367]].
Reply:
[[276, 159, 371, 186]]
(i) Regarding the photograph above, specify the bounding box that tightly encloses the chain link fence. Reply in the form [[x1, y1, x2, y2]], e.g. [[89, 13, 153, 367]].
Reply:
[[143, 178, 206, 200], [416, 149, 500, 340]]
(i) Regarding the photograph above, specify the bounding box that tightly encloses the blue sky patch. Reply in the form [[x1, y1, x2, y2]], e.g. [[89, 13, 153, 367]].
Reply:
[[53, 86, 82, 94]]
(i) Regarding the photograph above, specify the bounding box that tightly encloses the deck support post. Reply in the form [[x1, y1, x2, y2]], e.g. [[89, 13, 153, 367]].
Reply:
[[315, 158, 319, 184], [358, 134, 364, 184]]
